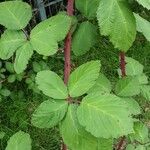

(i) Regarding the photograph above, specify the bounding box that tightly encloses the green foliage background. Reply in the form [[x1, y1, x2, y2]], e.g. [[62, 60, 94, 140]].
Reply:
[[0, 0, 150, 150]]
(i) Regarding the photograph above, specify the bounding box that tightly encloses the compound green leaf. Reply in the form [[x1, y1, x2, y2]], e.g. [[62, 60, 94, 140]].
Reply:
[[31, 13, 71, 42], [117, 73, 148, 85], [136, 0, 150, 10], [135, 145, 146, 150], [115, 76, 140, 97], [30, 13, 71, 56], [134, 13, 150, 42], [122, 98, 141, 115], [125, 57, 144, 76], [68, 61, 101, 97], [75, 0, 99, 19], [98, 138, 113, 150], [14, 42, 33, 74], [30, 35, 57, 56], [136, 74, 148, 85], [88, 73, 111, 95], [60, 105, 112, 150], [97, 0, 136, 51], [0, 1, 32, 30], [126, 145, 146, 150], [0, 30, 26, 60], [72, 21, 98, 56], [6, 131, 31, 150], [77, 93, 134, 138], [140, 85, 150, 101], [130, 122, 149, 144], [32, 100, 68, 128], [126, 144, 135, 150], [36, 70, 68, 99]]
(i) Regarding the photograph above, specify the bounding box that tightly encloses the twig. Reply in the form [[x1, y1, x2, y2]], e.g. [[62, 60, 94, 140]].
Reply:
[[64, 32, 71, 84], [119, 51, 126, 77], [116, 136, 126, 150], [116, 51, 127, 150], [63, 0, 74, 150]]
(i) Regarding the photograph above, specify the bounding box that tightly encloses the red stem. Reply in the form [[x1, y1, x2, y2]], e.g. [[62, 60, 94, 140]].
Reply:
[[116, 51, 126, 150], [119, 51, 126, 77], [62, 143, 67, 150], [64, 32, 72, 84], [64, 0, 74, 84], [116, 136, 126, 150], [66, 0, 74, 16], [62, 0, 74, 150]]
